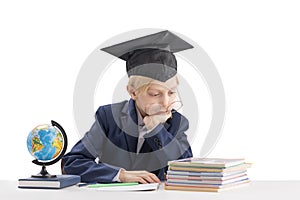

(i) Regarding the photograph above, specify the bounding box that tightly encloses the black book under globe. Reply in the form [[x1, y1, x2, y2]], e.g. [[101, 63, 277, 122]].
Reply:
[[18, 175, 81, 189]]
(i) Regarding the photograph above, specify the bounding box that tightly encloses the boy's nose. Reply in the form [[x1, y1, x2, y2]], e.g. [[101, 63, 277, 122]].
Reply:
[[161, 95, 170, 108]]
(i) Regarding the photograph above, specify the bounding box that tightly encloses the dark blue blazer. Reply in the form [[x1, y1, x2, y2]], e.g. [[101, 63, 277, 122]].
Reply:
[[62, 99, 192, 183]]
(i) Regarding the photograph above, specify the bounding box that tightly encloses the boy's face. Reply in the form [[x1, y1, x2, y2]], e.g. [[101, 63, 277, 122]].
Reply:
[[133, 82, 178, 117]]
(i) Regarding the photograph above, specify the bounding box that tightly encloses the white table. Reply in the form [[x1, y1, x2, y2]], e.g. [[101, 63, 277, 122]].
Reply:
[[1, 180, 300, 200]]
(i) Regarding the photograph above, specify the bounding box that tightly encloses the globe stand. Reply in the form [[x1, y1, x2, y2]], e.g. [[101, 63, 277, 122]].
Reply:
[[32, 165, 57, 178]]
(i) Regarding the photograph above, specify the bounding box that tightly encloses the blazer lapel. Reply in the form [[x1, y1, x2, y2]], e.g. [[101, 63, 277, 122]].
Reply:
[[132, 120, 171, 171], [120, 99, 139, 153]]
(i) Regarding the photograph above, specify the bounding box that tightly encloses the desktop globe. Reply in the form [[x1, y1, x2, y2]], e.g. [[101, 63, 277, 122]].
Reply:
[[18, 121, 80, 189], [27, 120, 68, 178]]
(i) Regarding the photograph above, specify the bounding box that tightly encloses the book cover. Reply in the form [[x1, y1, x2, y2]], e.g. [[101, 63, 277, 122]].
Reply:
[[169, 163, 252, 173], [18, 175, 81, 189], [166, 172, 248, 181], [166, 174, 248, 185], [168, 158, 245, 168], [167, 170, 247, 178], [164, 179, 250, 192]]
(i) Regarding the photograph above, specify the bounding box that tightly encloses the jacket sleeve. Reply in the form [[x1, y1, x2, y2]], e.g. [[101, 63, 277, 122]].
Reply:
[[62, 112, 121, 183]]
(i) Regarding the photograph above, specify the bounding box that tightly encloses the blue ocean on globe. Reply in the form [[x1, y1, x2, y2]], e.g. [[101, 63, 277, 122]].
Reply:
[[27, 124, 63, 161]]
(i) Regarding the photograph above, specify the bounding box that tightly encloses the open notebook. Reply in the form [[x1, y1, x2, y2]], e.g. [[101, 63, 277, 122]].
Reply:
[[93, 183, 159, 191]]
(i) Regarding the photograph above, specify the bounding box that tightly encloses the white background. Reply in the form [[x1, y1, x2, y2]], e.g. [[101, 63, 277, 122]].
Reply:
[[0, 0, 299, 181]]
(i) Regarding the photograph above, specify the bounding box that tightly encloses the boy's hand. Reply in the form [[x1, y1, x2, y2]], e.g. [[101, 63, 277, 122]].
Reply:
[[143, 112, 172, 130], [119, 169, 161, 184]]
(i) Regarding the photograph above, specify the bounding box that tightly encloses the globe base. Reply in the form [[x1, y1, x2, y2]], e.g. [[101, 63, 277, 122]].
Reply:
[[32, 165, 57, 178]]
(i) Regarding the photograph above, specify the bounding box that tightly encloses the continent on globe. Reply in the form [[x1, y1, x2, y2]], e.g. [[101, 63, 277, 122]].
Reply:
[[32, 136, 43, 152], [52, 133, 63, 158]]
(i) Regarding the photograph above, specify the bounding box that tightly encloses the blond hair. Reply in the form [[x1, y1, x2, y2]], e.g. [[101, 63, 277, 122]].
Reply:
[[127, 75, 179, 95]]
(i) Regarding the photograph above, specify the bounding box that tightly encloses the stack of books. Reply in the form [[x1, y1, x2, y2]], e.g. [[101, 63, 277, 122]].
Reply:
[[165, 158, 251, 192]]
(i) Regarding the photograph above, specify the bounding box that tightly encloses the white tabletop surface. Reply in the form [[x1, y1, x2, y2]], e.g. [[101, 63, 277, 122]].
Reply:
[[1, 180, 300, 200]]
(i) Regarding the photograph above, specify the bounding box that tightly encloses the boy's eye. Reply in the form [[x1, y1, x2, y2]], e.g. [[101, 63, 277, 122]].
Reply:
[[147, 89, 160, 96], [149, 93, 160, 96]]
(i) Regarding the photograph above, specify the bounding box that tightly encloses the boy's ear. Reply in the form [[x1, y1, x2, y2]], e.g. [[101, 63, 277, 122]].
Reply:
[[127, 85, 137, 100], [131, 92, 137, 100]]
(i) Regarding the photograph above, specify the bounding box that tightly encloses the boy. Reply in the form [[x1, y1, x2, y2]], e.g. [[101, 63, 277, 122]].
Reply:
[[62, 30, 193, 183]]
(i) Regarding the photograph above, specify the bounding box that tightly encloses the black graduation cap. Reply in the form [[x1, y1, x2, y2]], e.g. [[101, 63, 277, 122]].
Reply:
[[101, 30, 193, 82]]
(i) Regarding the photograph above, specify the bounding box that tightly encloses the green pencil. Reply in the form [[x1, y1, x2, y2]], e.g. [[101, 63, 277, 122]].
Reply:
[[88, 182, 139, 188]]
